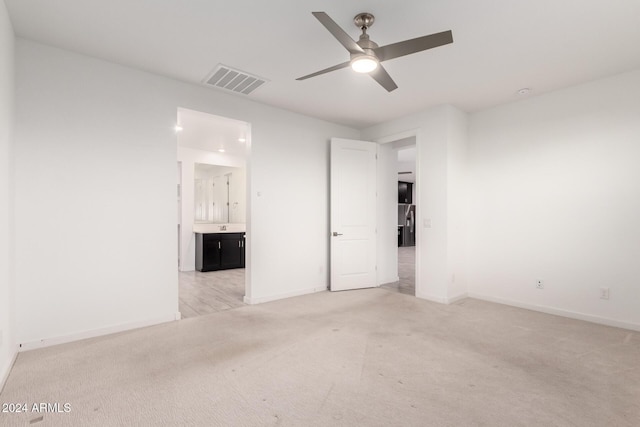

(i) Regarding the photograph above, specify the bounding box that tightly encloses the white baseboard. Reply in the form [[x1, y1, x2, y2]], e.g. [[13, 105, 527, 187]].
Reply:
[[378, 276, 400, 286], [0, 347, 19, 393], [244, 286, 326, 305], [446, 292, 468, 304], [468, 292, 640, 332], [416, 291, 468, 305], [18, 313, 179, 352], [415, 292, 447, 304]]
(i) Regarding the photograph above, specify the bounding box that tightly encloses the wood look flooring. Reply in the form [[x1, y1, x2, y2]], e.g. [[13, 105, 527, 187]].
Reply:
[[381, 246, 415, 295], [178, 269, 246, 319]]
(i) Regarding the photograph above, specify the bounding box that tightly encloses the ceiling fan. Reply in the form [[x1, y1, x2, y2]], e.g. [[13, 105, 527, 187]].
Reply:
[[296, 12, 453, 92]]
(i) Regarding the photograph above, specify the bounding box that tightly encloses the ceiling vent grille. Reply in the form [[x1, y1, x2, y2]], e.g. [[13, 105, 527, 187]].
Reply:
[[202, 64, 268, 95]]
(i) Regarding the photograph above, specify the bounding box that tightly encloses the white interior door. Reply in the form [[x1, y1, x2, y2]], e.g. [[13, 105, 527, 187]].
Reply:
[[330, 137, 377, 291]]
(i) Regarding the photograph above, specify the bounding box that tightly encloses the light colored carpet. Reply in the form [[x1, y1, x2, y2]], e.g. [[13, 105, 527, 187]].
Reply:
[[1, 289, 639, 426]]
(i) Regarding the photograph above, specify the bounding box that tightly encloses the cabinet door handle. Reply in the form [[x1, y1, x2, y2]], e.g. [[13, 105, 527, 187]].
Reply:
[[218, 242, 221, 249], [238, 241, 241, 248]]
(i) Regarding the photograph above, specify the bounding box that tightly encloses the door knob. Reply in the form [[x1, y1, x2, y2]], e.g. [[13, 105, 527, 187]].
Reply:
[[332, 232, 343, 237]]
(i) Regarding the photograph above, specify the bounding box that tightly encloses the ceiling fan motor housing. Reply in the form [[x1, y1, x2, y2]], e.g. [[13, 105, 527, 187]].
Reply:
[[353, 31, 379, 63], [356, 33, 378, 51]]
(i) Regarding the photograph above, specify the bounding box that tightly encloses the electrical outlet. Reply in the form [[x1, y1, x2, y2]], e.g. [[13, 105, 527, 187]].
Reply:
[[536, 279, 544, 289], [600, 287, 610, 300]]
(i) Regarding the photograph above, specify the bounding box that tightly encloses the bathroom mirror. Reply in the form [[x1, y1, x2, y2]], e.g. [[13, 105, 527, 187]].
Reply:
[[194, 163, 246, 224]]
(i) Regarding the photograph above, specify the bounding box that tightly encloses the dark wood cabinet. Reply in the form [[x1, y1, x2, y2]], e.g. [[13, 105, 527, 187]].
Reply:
[[199, 233, 222, 271], [398, 181, 413, 204], [195, 232, 245, 272]]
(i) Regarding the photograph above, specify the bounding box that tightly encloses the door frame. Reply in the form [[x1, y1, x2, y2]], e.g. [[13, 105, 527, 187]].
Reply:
[[375, 128, 421, 297], [176, 108, 253, 308]]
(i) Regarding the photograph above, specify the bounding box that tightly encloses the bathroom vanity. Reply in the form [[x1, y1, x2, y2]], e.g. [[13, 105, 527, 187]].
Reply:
[[193, 224, 246, 272]]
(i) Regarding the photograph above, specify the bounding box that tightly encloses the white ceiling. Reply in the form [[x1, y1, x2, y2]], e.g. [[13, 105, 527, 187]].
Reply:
[[6, 0, 640, 129], [177, 108, 249, 157], [397, 147, 416, 164]]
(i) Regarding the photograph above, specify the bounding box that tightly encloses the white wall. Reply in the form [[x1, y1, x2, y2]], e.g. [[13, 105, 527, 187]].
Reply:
[[0, 0, 15, 388], [467, 69, 640, 330], [446, 109, 469, 300], [362, 105, 469, 304], [14, 39, 359, 347], [247, 116, 359, 302]]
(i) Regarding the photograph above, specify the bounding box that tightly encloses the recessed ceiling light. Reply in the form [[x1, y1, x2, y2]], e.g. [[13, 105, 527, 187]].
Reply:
[[218, 148, 225, 153], [238, 138, 246, 142], [174, 125, 183, 132], [517, 88, 531, 95]]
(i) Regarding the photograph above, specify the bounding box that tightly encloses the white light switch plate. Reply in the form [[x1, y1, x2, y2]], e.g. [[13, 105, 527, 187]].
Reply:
[[424, 218, 432, 228]]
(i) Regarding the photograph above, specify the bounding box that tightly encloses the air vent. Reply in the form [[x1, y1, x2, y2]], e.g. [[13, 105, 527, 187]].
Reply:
[[202, 64, 268, 95]]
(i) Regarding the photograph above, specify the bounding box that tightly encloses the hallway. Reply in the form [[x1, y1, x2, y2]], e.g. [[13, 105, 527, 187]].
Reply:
[[381, 246, 415, 295]]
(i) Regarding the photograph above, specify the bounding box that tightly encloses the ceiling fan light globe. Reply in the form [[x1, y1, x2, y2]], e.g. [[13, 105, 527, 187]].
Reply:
[[350, 56, 378, 73]]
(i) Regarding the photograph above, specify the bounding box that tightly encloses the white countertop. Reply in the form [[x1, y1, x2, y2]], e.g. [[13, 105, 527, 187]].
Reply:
[[192, 223, 246, 234]]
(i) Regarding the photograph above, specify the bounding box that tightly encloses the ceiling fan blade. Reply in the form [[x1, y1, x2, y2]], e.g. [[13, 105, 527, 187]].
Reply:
[[370, 64, 398, 92], [296, 61, 351, 81], [312, 12, 365, 54], [374, 30, 453, 62]]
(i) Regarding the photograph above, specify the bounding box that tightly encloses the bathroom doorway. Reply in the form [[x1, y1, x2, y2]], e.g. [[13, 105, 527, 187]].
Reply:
[[176, 108, 250, 318]]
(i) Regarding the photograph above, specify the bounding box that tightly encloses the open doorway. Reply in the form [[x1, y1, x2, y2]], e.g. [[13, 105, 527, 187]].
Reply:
[[381, 137, 416, 296], [176, 108, 250, 318]]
